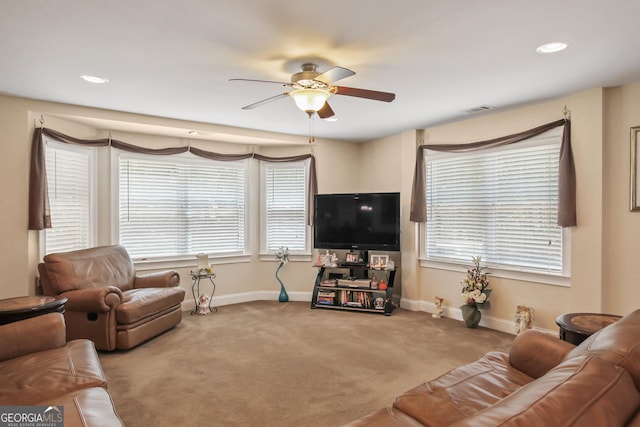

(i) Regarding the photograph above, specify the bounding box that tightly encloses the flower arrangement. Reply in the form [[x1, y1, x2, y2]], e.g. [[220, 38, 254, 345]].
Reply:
[[274, 247, 289, 302], [275, 246, 289, 265], [461, 255, 491, 308]]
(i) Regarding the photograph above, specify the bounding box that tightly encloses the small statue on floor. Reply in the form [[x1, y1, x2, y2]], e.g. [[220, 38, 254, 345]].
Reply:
[[515, 305, 535, 334], [432, 296, 444, 318], [198, 294, 211, 315]]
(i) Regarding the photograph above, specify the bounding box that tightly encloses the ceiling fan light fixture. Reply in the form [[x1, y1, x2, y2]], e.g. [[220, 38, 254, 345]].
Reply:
[[290, 89, 330, 113]]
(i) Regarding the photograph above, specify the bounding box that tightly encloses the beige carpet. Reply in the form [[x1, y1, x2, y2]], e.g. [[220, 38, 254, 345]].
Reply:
[[99, 301, 514, 426]]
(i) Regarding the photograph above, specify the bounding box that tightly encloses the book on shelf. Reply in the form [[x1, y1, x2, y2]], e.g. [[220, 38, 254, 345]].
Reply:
[[337, 278, 370, 288], [321, 279, 337, 287]]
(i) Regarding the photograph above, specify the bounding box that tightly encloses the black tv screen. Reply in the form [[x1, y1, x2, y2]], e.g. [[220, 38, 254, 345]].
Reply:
[[314, 192, 400, 252]]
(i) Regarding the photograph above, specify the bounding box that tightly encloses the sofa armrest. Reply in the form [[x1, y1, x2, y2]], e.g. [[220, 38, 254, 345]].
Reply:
[[61, 287, 123, 313], [134, 270, 180, 288], [0, 312, 66, 362], [451, 355, 640, 427], [509, 329, 576, 378]]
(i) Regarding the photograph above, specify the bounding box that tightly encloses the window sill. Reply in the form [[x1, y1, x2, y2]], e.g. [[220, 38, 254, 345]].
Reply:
[[419, 258, 570, 287], [134, 254, 251, 271], [259, 253, 313, 263]]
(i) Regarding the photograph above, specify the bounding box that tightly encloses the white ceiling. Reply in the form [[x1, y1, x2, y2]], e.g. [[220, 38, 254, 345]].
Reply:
[[2, 0, 640, 143]]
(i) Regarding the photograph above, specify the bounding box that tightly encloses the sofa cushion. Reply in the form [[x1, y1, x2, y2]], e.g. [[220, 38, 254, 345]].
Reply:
[[37, 387, 124, 427], [0, 339, 107, 405], [565, 308, 640, 389], [509, 329, 575, 379], [392, 351, 534, 427], [43, 245, 135, 293], [450, 354, 640, 427], [116, 287, 185, 324]]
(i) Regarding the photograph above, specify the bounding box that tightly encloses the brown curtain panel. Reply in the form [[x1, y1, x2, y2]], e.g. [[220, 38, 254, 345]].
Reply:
[[28, 127, 318, 230], [409, 119, 576, 227]]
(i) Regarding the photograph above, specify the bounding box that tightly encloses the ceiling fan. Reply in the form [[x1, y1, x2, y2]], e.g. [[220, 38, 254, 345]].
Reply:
[[230, 63, 395, 119]]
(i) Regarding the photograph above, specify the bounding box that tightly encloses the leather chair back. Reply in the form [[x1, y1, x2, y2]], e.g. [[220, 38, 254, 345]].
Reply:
[[40, 245, 136, 294]]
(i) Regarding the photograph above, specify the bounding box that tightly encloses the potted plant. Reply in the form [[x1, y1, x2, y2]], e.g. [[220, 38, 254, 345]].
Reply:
[[460, 255, 491, 328]]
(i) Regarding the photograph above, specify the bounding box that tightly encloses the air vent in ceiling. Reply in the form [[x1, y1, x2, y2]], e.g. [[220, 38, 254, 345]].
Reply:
[[463, 105, 494, 114]]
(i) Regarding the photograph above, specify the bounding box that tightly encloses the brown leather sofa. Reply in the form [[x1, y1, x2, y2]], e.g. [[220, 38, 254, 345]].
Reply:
[[0, 312, 123, 426], [345, 308, 640, 427], [38, 245, 186, 351]]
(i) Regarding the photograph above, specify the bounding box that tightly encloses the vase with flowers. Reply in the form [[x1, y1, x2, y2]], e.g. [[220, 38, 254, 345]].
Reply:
[[275, 246, 289, 302], [460, 255, 491, 328]]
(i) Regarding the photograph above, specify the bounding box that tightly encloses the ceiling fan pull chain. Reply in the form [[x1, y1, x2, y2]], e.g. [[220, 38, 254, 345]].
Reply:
[[308, 112, 315, 143]]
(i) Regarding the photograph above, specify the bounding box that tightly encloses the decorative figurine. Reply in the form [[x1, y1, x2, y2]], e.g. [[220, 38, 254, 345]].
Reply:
[[323, 250, 331, 266], [198, 293, 211, 315], [432, 296, 444, 318], [330, 252, 338, 267], [515, 305, 535, 334]]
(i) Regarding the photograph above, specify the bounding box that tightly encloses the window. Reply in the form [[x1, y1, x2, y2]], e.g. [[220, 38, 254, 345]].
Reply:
[[43, 140, 95, 254], [261, 161, 309, 253], [423, 130, 565, 275], [118, 153, 247, 260]]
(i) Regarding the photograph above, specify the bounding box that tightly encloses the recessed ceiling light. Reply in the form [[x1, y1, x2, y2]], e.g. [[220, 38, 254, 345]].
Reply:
[[323, 117, 338, 122], [536, 42, 569, 54], [80, 75, 109, 84]]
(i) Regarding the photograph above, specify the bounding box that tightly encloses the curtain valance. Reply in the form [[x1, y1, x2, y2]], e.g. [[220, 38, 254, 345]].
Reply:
[[28, 127, 318, 230], [409, 119, 576, 227]]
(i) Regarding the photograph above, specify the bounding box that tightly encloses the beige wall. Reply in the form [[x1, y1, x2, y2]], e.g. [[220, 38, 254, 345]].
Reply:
[[363, 84, 637, 332], [0, 95, 361, 301], [602, 81, 640, 314], [1, 80, 639, 333]]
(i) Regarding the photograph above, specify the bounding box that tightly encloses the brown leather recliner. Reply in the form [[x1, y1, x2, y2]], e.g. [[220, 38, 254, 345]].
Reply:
[[38, 245, 186, 351]]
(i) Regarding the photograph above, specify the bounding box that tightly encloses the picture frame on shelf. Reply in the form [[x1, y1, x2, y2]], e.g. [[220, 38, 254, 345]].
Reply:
[[369, 254, 389, 269], [631, 126, 640, 211], [345, 251, 360, 264]]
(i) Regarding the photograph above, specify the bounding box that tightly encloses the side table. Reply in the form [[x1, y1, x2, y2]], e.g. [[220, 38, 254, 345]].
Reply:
[[556, 312, 622, 345], [190, 271, 217, 315], [0, 295, 68, 325]]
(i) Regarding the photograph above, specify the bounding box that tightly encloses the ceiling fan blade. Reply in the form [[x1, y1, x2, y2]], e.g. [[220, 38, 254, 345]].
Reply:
[[241, 93, 289, 110], [317, 102, 335, 119], [314, 66, 355, 85], [230, 78, 293, 87], [332, 86, 396, 102]]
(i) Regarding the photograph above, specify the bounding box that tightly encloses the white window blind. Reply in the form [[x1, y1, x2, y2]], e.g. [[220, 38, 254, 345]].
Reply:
[[262, 161, 308, 252], [44, 141, 93, 254], [119, 154, 246, 259], [425, 135, 563, 273]]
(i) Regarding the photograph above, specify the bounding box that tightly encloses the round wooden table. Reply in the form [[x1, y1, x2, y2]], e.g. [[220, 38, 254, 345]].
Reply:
[[555, 312, 622, 345], [0, 295, 67, 325]]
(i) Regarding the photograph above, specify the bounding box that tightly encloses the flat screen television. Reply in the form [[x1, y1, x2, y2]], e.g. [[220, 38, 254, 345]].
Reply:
[[314, 192, 400, 252]]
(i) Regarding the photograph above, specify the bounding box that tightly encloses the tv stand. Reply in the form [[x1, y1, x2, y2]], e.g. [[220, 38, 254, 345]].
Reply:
[[310, 264, 396, 316]]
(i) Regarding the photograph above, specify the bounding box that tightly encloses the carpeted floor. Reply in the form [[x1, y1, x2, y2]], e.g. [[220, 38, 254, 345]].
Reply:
[[99, 301, 514, 426]]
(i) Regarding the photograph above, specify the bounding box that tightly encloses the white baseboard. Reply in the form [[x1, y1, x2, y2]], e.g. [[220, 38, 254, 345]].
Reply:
[[181, 291, 313, 312], [181, 293, 554, 336], [400, 297, 556, 336]]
